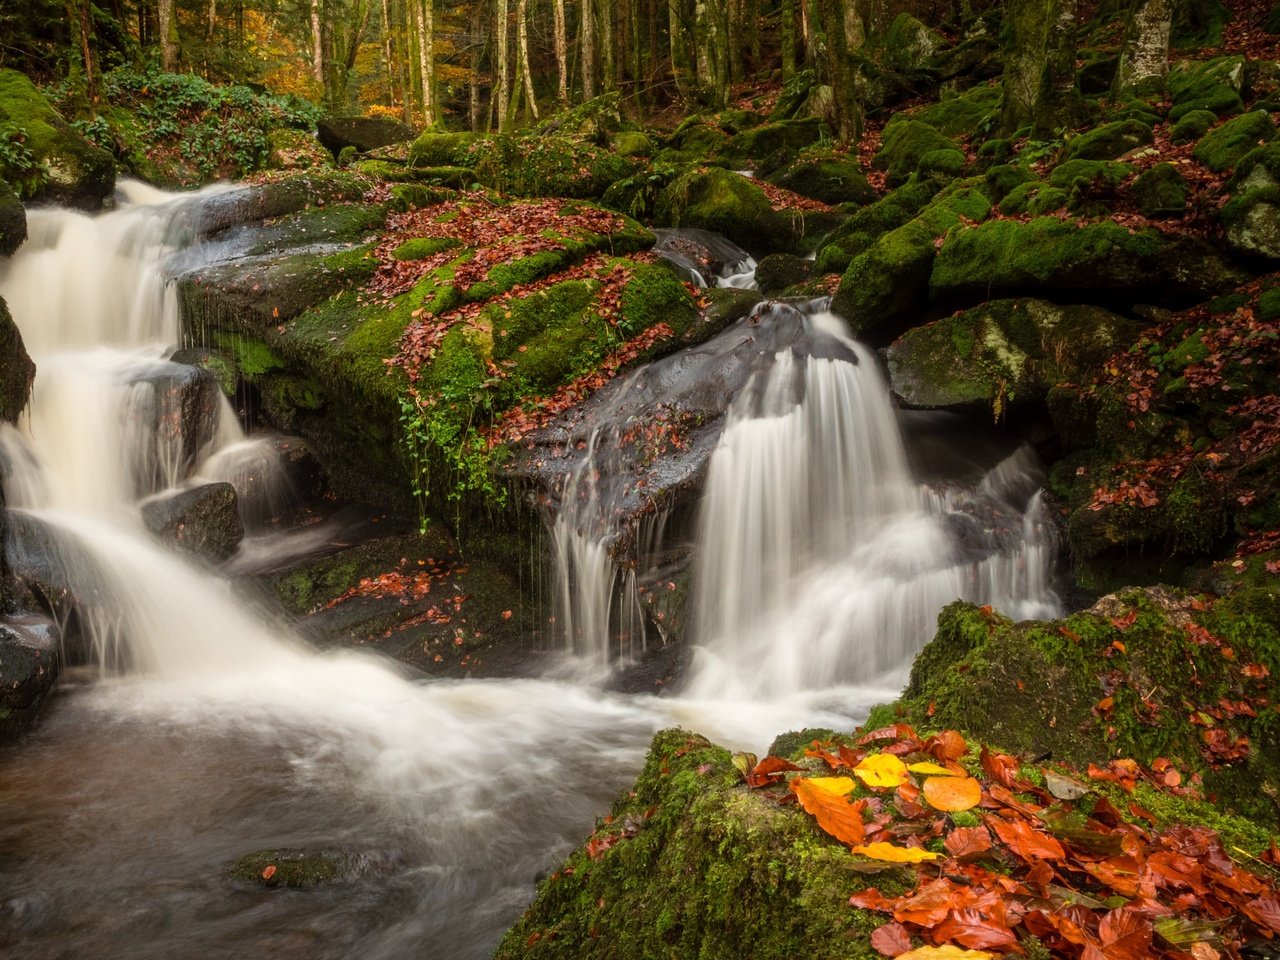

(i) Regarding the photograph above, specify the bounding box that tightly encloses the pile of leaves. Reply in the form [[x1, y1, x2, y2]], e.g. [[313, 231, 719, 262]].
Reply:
[[739, 723, 1280, 959]]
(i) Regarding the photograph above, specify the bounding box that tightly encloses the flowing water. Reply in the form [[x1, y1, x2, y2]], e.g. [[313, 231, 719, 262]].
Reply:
[[0, 187, 1057, 958]]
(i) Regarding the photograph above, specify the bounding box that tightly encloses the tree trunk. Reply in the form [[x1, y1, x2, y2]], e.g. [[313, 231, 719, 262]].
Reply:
[[813, 0, 861, 143], [1000, 0, 1081, 135], [1114, 0, 1174, 95], [207, 0, 216, 41], [597, 0, 616, 91], [581, 0, 597, 100], [310, 0, 324, 85], [159, 0, 179, 70], [554, 0, 569, 104], [381, 0, 399, 112], [781, 0, 796, 79], [67, 0, 98, 100], [497, 0, 511, 129], [518, 0, 539, 119]]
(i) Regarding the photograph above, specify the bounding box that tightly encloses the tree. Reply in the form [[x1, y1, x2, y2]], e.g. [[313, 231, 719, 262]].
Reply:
[[1114, 0, 1175, 96], [1000, 0, 1082, 136], [517, 0, 538, 120], [159, 0, 180, 70], [554, 0, 568, 104]]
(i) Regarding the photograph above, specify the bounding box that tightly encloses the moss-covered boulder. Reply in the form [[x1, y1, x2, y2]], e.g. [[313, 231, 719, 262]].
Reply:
[[267, 128, 332, 172], [655, 167, 825, 254], [997, 180, 1068, 215], [1193, 110, 1275, 173], [765, 155, 875, 206], [716, 117, 825, 169], [317, 116, 415, 157], [1221, 142, 1280, 260], [493, 729, 897, 960], [227, 848, 361, 888], [1064, 119, 1154, 161], [930, 217, 1246, 307], [465, 135, 633, 199], [885, 298, 1138, 412], [407, 130, 478, 167], [1131, 162, 1188, 218], [1168, 56, 1246, 122], [887, 590, 1280, 822], [0, 296, 34, 422], [911, 83, 1002, 137], [813, 178, 939, 274], [0, 181, 25, 257], [0, 69, 114, 208], [872, 119, 957, 185], [1170, 108, 1218, 145], [754, 254, 812, 295]]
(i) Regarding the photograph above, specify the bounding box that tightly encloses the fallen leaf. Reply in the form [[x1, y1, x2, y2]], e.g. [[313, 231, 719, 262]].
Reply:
[[855, 754, 910, 789], [907, 761, 956, 776], [790, 777, 866, 846], [922, 776, 982, 812], [853, 842, 940, 863], [895, 947, 993, 960], [261, 864, 277, 880], [870, 920, 913, 957]]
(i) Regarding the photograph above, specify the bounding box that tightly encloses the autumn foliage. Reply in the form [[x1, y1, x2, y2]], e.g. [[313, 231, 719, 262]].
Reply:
[[739, 725, 1280, 960]]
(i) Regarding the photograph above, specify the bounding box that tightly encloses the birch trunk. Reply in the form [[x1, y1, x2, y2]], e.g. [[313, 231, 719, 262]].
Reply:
[[310, 0, 324, 85], [518, 0, 539, 119], [1114, 0, 1174, 95], [497, 0, 511, 130], [554, 0, 569, 104]]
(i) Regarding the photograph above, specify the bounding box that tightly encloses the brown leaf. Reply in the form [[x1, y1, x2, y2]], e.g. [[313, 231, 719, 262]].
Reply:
[[987, 815, 1067, 862], [870, 921, 914, 957]]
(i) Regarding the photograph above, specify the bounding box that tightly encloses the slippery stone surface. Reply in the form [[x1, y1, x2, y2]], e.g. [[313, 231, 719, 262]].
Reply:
[[0, 616, 60, 739], [141, 482, 245, 563]]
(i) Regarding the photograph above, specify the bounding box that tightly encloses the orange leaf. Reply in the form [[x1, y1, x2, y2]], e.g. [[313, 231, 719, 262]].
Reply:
[[979, 746, 1023, 788], [870, 920, 913, 957], [922, 776, 982, 812], [261, 864, 277, 880], [987, 816, 1067, 862], [944, 825, 993, 860], [925, 730, 968, 762], [790, 777, 866, 847], [853, 842, 940, 863]]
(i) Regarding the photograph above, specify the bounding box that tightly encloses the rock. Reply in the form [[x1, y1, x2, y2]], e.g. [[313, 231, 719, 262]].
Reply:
[[226, 848, 365, 888], [885, 298, 1139, 411], [765, 155, 875, 206], [316, 116, 415, 157], [407, 130, 478, 167], [1221, 141, 1280, 261], [0, 615, 60, 739], [129, 362, 224, 483], [998, 180, 1068, 215], [768, 69, 817, 122], [911, 83, 1002, 137], [754, 254, 812, 295], [0, 69, 114, 209], [1132, 163, 1189, 218], [930, 217, 1247, 307], [266, 128, 333, 172], [0, 181, 25, 257], [1170, 108, 1218, 145], [0, 297, 34, 422], [1064, 119, 1154, 161], [872, 119, 957, 185], [652, 228, 755, 286], [655, 167, 830, 255], [882, 12, 946, 73], [983, 163, 1037, 203], [141, 482, 244, 563], [814, 179, 939, 274], [1168, 55, 1246, 122], [1193, 110, 1275, 173], [716, 117, 825, 169], [469, 134, 633, 199], [612, 131, 653, 158]]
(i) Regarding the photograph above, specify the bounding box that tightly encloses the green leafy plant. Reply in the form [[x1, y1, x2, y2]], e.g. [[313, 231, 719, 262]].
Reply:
[[0, 122, 45, 197]]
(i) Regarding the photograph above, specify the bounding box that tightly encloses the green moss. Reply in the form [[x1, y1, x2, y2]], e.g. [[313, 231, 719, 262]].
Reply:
[[1193, 111, 1275, 173], [1168, 56, 1245, 122], [1045, 158, 1132, 189], [392, 236, 463, 261], [616, 261, 697, 338], [226, 848, 349, 887], [408, 130, 477, 167], [984, 163, 1037, 202], [1258, 286, 1280, 321], [873, 120, 957, 185], [717, 118, 825, 168], [917, 148, 966, 179], [466, 134, 634, 199], [913, 84, 1002, 138], [766, 155, 876, 206], [656, 167, 811, 254], [814, 178, 938, 273], [1131, 163, 1189, 218], [612, 131, 653, 158], [1171, 109, 1218, 145], [493, 730, 895, 960], [1064, 119, 1153, 161]]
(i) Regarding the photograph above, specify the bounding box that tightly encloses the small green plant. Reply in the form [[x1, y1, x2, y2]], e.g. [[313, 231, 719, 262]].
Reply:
[[0, 123, 45, 197]]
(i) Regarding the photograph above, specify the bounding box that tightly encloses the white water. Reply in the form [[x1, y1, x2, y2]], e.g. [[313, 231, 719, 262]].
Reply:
[[0, 187, 896, 959]]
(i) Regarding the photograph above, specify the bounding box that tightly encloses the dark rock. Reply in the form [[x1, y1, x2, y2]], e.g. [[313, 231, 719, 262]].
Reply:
[[1193, 110, 1275, 173], [873, 120, 957, 185], [754, 254, 812, 295], [0, 181, 25, 257], [0, 615, 60, 739], [652, 228, 755, 286], [0, 297, 34, 423], [1132, 163, 1189, 218], [1064, 119, 1154, 161], [226, 848, 366, 888], [716, 118, 825, 169], [317, 116, 416, 157], [765, 156, 876, 206], [141, 483, 244, 563], [128, 361, 223, 485]]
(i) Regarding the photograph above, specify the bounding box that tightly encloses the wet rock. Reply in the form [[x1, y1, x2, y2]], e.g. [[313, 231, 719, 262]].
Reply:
[[754, 254, 812, 296], [141, 482, 244, 563], [0, 181, 25, 257], [0, 614, 60, 739], [651, 228, 755, 286], [128, 362, 223, 482], [317, 116, 416, 157], [0, 296, 35, 423], [0, 69, 114, 210], [227, 848, 366, 888]]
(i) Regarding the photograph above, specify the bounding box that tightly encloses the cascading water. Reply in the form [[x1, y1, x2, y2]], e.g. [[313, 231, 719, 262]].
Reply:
[[0, 189, 886, 960]]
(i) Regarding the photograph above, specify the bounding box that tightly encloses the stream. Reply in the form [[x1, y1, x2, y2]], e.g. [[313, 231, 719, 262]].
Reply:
[[0, 185, 1058, 958]]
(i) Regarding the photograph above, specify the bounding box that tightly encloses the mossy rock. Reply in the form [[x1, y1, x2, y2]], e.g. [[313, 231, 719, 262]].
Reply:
[[466, 134, 633, 199], [1193, 110, 1275, 174], [0, 296, 34, 422], [716, 118, 825, 169], [813, 178, 938, 273], [612, 131, 653, 158], [768, 69, 817, 122], [1168, 56, 1246, 122], [888, 592, 1280, 823], [885, 298, 1139, 410], [1064, 119, 1153, 161], [0, 180, 25, 257], [655, 167, 816, 254], [917, 148, 966, 180], [267, 128, 331, 172], [1044, 158, 1132, 190], [392, 236, 462, 261], [408, 130, 478, 167], [998, 180, 1068, 215], [754, 254, 812, 296], [912, 83, 1002, 138], [881, 12, 946, 73], [667, 118, 731, 159], [1132, 163, 1188, 218], [493, 729, 900, 960], [0, 68, 114, 208], [765, 155, 875, 206], [873, 119, 957, 185], [227, 848, 357, 888], [983, 163, 1036, 202], [931, 217, 1246, 307], [1170, 108, 1218, 145], [1172, 0, 1230, 49]]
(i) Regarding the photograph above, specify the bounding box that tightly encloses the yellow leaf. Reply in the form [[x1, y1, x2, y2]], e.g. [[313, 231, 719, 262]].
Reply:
[[851, 842, 939, 863], [922, 776, 983, 812], [853, 753, 908, 789], [802, 776, 856, 796], [896, 947, 994, 960], [907, 761, 957, 776]]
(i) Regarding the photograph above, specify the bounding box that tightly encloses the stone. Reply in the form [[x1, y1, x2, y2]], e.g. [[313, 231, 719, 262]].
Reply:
[[716, 118, 825, 168], [872, 119, 957, 185], [1064, 119, 1154, 161], [141, 482, 244, 563], [1193, 110, 1275, 173], [1132, 163, 1189, 218], [0, 296, 34, 422], [316, 116, 416, 157], [266, 128, 332, 172], [0, 615, 60, 739], [0, 69, 114, 209], [0, 180, 25, 257], [1170, 108, 1218, 145], [765, 155, 876, 206], [754, 253, 812, 295]]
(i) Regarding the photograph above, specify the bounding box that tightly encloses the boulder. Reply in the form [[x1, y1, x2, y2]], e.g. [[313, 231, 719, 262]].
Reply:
[[754, 254, 812, 295], [872, 119, 957, 185], [0, 615, 60, 739], [0, 181, 25, 257], [715, 117, 825, 169], [1064, 119, 1154, 161], [765, 155, 876, 206], [930, 217, 1247, 307], [651, 228, 755, 287], [910, 83, 1002, 138], [1168, 55, 1246, 122], [813, 179, 938, 274], [1170, 108, 1217, 145], [0, 296, 34, 422], [1131, 163, 1189, 218], [140, 482, 244, 563], [885, 298, 1139, 411], [1193, 110, 1275, 173], [1220, 142, 1280, 261], [226, 848, 368, 888], [468, 134, 633, 199], [407, 130, 478, 167], [129, 362, 224, 484], [0, 69, 114, 209], [316, 116, 416, 157], [266, 128, 333, 172]]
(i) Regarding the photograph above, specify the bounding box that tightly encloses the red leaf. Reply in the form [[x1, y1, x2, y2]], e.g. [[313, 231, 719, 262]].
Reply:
[[892, 878, 954, 928], [944, 825, 993, 860], [745, 755, 802, 788], [924, 730, 968, 762], [870, 921, 913, 957], [980, 746, 1023, 789], [1243, 896, 1280, 934], [858, 723, 919, 745], [987, 815, 1067, 862], [932, 908, 1020, 950], [850, 888, 895, 912]]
